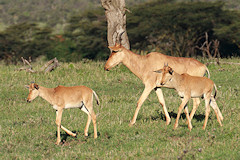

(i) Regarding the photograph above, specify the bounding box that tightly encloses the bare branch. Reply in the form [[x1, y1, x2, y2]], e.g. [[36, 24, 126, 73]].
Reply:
[[42, 58, 59, 73], [19, 57, 59, 73], [195, 32, 221, 59], [18, 57, 35, 73]]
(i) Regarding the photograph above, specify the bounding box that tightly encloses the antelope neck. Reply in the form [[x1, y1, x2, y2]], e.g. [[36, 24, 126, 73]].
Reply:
[[122, 50, 146, 80], [38, 86, 56, 105]]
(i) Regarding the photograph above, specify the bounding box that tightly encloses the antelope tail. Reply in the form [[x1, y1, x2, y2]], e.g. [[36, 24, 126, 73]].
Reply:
[[93, 90, 100, 105], [206, 67, 210, 78], [213, 84, 217, 99]]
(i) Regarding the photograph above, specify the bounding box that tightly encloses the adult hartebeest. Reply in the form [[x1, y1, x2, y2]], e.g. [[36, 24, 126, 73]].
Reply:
[[26, 82, 99, 145], [154, 65, 223, 130], [104, 43, 210, 126]]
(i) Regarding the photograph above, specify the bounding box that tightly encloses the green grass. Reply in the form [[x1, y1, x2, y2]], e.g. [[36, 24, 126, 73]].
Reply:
[[0, 59, 239, 159]]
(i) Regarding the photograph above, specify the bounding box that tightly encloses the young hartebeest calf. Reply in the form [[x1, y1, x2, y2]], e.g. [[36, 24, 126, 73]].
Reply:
[[104, 42, 210, 126], [26, 82, 99, 145], [154, 65, 223, 130]]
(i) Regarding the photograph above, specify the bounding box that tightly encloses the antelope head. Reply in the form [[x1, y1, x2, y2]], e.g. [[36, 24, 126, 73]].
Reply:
[[154, 63, 174, 85], [104, 43, 126, 71], [25, 82, 40, 103], [104, 31, 125, 71]]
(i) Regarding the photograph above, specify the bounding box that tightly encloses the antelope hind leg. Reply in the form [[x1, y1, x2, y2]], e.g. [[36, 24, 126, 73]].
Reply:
[[210, 96, 223, 121], [203, 96, 211, 130], [189, 98, 201, 120], [184, 106, 192, 131], [210, 97, 223, 127]]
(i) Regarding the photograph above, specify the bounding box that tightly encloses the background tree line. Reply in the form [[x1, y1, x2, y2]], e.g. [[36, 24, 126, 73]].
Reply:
[[0, 0, 240, 63]]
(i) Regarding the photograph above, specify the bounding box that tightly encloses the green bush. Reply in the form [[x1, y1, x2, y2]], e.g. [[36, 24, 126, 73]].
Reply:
[[1, 1, 240, 64], [0, 23, 54, 64], [64, 9, 109, 60], [46, 40, 78, 62], [127, 1, 240, 57]]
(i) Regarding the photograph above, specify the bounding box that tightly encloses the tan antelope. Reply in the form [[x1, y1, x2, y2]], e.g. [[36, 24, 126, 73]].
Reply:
[[104, 42, 210, 126], [26, 82, 99, 145], [154, 65, 223, 130]]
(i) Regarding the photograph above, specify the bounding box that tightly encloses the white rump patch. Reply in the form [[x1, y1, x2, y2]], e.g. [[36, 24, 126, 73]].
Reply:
[[65, 102, 84, 109], [53, 102, 89, 115]]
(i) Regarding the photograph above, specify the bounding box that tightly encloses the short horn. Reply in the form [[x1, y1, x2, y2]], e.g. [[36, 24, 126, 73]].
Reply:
[[118, 30, 125, 44]]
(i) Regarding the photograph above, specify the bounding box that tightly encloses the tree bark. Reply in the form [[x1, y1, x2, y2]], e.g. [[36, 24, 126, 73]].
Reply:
[[101, 0, 130, 49]]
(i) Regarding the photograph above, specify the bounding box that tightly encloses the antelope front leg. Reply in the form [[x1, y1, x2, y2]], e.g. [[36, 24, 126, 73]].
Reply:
[[61, 126, 77, 137], [56, 111, 77, 137], [155, 88, 171, 125], [129, 86, 153, 126], [55, 108, 63, 145], [174, 97, 190, 130]]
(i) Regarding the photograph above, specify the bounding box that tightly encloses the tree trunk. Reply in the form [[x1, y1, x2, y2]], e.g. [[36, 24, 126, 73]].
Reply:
[[101, 0, 130, 49]]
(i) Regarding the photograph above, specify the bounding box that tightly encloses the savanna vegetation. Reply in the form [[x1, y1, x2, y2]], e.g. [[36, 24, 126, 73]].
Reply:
[[0, 0, 239, 159], [0, 59, 239, 159], [0, 0, 240, 63]]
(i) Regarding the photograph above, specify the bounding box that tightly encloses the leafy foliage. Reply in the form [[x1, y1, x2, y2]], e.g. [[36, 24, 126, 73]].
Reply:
[[0, 23, 54, 64], [127, 1, 240, 57], [1, 1, 240, 63], [0, 0, 101, 27], [63, 9, 109, 61], [0, 0, 147, 28]]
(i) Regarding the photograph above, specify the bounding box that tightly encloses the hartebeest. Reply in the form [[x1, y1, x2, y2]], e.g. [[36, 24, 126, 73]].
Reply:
[[154, 65, 223, 130], [104, 43, 210, 126], [26, 82, 99, 145]]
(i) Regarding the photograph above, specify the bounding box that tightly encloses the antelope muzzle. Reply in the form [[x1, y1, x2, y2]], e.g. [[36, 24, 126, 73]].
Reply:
[[104, 66, 110, 71]]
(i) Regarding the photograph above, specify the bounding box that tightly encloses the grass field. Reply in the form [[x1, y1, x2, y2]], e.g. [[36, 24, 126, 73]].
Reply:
[[0, 58, 239, 159]]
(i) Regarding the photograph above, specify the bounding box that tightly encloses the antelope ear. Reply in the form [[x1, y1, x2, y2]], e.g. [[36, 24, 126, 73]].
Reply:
[[154, 69, 162, 73], [34, 84, 39, 90], [169, 68, 174, 75], [115, 43, 121, 47], [108, 46, 114, 49], [109, 46, 120, 52], [108, 46, 118, 51], [25, 85, 29, 89]]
